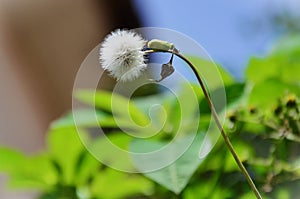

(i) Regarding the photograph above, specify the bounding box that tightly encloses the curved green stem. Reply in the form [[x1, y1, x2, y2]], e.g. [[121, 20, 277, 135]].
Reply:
[[145, 49, 263, 199]]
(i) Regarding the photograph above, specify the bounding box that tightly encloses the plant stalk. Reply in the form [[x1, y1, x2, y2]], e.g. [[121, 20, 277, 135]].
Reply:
[[145, 49, 263, 199]]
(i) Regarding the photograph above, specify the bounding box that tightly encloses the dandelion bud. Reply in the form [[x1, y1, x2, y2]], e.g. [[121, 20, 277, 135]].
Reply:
[[148, 39, 174, 51]]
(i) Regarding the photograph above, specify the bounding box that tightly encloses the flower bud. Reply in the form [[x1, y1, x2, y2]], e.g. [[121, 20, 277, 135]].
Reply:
[[148, 39, 174, 51]]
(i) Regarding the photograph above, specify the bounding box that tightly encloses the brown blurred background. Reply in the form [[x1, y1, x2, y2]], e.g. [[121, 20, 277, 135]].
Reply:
[[0, 0, 140, 197]]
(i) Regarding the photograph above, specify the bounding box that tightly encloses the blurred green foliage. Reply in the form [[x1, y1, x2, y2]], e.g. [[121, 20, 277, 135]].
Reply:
[[0, 35, 300, 198]]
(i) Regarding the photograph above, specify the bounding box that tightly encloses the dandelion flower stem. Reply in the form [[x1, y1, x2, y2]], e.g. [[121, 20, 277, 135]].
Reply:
[[144, 49, 263, 199]]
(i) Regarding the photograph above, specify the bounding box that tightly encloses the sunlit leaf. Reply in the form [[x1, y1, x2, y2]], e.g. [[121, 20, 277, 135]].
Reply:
[[8, 154, 57, 190], [75, 90, 149, 127], [47, 128, 88, 185], [0, 147, 26, 173], [50, 109, 116, 130]]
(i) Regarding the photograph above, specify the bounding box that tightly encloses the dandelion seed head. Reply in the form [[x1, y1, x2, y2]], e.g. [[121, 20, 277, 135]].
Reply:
[[99, 29, 147, 82]]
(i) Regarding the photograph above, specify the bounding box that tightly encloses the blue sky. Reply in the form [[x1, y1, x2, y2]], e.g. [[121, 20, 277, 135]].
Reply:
[[133, 0, 299, 79]]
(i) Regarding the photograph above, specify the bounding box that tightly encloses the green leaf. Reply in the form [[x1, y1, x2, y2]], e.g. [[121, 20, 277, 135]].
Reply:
[[75, 90, 149, 127], [73, 151, 100, 186], [0, 147, 26, 174], [133, 92, 173, 116], [130, 133, 206, 194], [88, 132, 136, 172], [91, 169, 153, 199], [199, 83, 246, 114], [0, 148, 57, 190], [50, 109, 116, 130], [133, 92, 173, 137], [183, 180, 233, 199], [248, 78, 300, 109], [157, 83, 201, 137], [271, 34, 300, 55], [186, 56, 235, 88], [7, 154, 57, 190], [274, 188, 290, 199], [47, 128, 88, 185], [246, 57, 279, 84], [246, 35, 300, 85], [134, 83, 200, 138]]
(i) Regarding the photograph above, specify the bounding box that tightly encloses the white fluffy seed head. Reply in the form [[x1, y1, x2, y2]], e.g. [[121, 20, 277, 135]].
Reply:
[[99, 29, 147, 82]]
